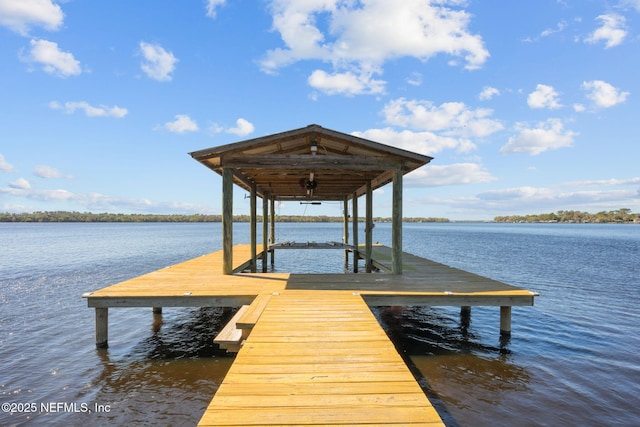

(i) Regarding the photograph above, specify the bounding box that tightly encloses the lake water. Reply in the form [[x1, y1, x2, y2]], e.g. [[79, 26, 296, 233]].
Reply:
[[1, 222, 639, 426]]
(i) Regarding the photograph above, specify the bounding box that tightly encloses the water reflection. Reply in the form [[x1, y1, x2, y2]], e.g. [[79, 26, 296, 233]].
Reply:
[[134, 307, 236, 359], [411, 354, 531, 426], [373, 305, 533, 427], [373, 306, 510, 356], [78, 307, 237, 426], [80, 352, 234, 426]]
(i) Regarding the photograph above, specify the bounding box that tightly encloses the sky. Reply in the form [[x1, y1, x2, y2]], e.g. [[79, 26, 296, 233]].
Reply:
[[1, 0, 639, 221]]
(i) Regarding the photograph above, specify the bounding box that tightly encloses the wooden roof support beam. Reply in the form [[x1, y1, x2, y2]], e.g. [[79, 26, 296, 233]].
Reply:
[[222, 168, 234, 275], [365, 180, 373, 273], [262, 193, 268, 272], [250, 182, 257, 273], [352, 192, 359, 273], [392, 168, 403, 275], [219, 154, 403, 171]]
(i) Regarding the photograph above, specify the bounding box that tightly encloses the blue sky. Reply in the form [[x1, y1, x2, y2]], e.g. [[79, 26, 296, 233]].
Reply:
[[1, 0, 638, 220]]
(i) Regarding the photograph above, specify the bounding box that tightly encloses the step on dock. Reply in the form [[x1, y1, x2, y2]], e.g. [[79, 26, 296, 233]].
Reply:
[[199, 290, 444, 426]]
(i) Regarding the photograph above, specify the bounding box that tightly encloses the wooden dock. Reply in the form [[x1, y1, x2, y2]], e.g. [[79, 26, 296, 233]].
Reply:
[[199, 290, 443, 426], [84, 243, 536, 426]]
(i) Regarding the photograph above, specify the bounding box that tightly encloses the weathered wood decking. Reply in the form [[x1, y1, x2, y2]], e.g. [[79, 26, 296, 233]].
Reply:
[[84, 244, 535, 308], [83, 244, 536, 426], [199, 290, 444, 426]]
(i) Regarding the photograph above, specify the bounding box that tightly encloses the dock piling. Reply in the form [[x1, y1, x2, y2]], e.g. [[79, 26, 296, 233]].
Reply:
[[460, 306, 471, 328], [500, 306, 512, 336], [95, 307, 108, 349]]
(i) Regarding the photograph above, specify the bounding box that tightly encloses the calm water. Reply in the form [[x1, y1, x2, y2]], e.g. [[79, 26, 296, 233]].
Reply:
[[1, 222, 639, 426]]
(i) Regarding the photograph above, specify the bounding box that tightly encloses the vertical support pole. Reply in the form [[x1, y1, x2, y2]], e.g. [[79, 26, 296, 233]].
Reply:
[[352, 192, 359, 273], [343, 196, 349, 269], [270, 197, 275, 266], [152, 307, 162, 314], [250, 183, 257, 273], [500, 306, 512, 336], [222, 168, 233, 275], [95, 307, 108, 349], [365, 180, 373, 273], [460, 306, 471, 328], [392, 168, 403, 275], [262, 193, 268, 272]]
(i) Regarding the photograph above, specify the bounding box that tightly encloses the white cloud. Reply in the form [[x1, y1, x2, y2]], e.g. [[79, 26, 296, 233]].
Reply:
[[478, 186, 554, 202], [0, 182, 216, 214], [582, 80, 629, 108], [382, 98, 504, 138], [210, 118, 256, 136], [0, 185, 74, 201], [205, 0, 226, 18], [226, 118, 255, 136], [585, 14, 627, 48], [476, 183, 639, 212], [261, 0, 488, 94], [34, 165, 72, 179], [527, 84, 562, 109], [162, 114, 199, 133], [561, 177, 640, 188], [406, 72, 423, 87], [500, 118, 577, 155], [620, 0, 640, 12], [541, 20, 568, 38], [308, 68, 385, 96], [49, 101, 128, 118], [24, 39, 81, 78], [411, 176, 640, 218], [139, 41, 178, 81], [0, 154, 15, 172], [479, 86, 499, 101], [9, 178, 31, 190], [353, 127, 474, 156], [0, 0, 63, 35], [406, 163, 497, 187]]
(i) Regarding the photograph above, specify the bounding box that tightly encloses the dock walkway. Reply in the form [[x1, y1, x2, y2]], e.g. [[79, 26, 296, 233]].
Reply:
[[199, 290, 444, 426], [84, 244, 537, 425]]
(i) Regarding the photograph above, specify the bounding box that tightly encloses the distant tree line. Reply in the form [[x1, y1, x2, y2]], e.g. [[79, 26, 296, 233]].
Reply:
[[0, 211, 450, 223], [494, 209, 640, 224]]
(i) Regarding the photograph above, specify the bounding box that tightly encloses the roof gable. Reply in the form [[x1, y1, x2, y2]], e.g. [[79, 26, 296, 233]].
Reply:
[[189, 124, 433, 200]]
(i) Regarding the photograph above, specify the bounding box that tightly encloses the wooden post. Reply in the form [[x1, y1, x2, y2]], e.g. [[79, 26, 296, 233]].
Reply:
[[250, 183, 257, 273], [365, 180, 373, 273], [391, 168, 403, 275], [352, 192, 359, 273], [500, 306, 512, 336], [222, 168, 233, 275], [262, 193, 268, 272], [270, 197, 275, 266], [152, 307, 162, 314], [460, 306, 471, 328], [343, 196, 349, 269], [95, 307, 108, 349]]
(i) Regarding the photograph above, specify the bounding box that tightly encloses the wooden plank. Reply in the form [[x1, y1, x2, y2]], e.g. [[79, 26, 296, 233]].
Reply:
[[214, 305, 249, 348], [214, 381, 423, 397], [219, 153, 404, 170], [236, 293, 272, 330]]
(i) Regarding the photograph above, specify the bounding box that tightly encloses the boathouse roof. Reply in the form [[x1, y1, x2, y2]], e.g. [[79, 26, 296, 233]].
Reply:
[[189, 124, 433, 201]]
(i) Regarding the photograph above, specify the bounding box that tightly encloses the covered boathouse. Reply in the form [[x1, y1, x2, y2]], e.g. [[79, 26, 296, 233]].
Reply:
[[188, 123, 432, 277], [84, 124, 537, 426]]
